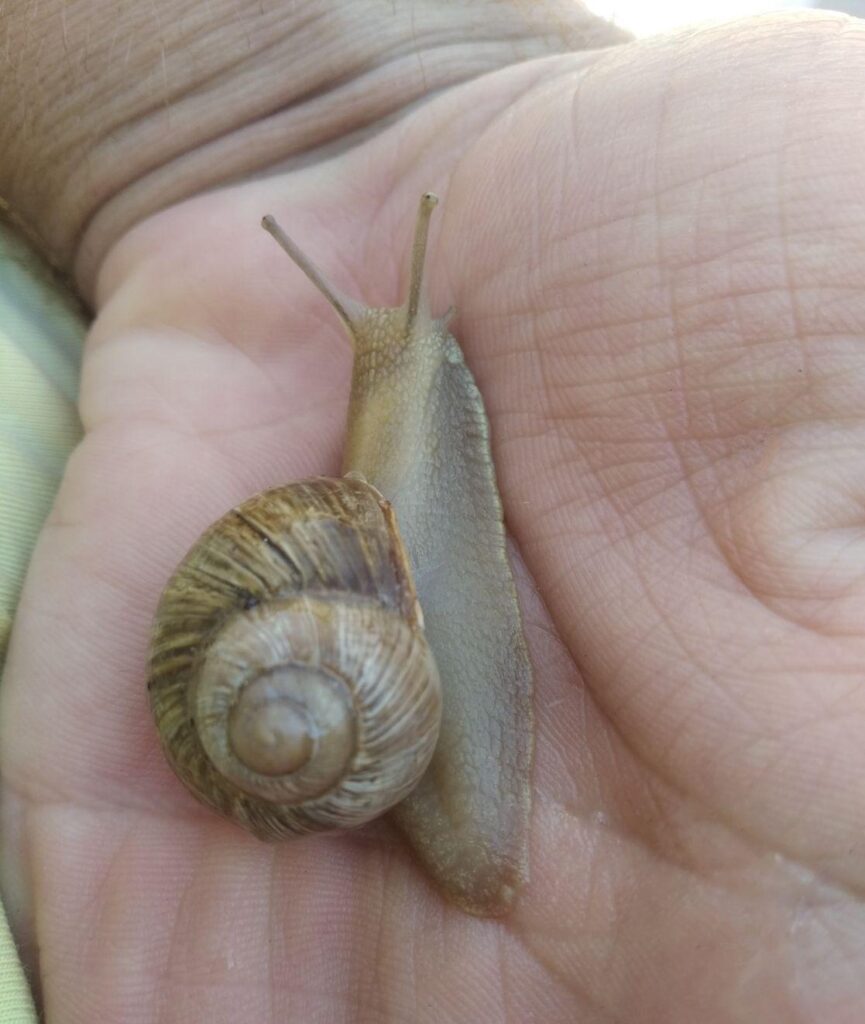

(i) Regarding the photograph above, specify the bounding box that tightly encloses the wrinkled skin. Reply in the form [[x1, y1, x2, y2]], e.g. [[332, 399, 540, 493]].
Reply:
[[3, 12, 865, 1023]]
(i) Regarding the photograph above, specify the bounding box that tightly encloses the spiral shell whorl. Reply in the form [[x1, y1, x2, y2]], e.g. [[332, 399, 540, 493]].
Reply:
[[148, 477, 441, 838]]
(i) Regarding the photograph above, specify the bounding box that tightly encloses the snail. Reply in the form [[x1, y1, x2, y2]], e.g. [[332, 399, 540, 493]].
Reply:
[[148, 193, 534, 916]]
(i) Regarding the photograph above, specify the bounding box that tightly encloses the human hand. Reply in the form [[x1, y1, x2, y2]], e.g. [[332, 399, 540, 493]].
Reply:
[[3, 6, 865, 1021]]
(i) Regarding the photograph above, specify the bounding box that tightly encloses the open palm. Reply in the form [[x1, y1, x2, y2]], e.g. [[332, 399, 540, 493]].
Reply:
[[3, 16, 865, 1023]]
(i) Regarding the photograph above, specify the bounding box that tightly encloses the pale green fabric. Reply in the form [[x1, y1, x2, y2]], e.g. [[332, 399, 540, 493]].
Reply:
[[0, 220, 87, 1022], [0, 223, 84, 664], [0, 924, 38, 1024]]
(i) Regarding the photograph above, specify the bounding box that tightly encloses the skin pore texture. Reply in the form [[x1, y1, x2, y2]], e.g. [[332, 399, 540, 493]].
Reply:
[[2, 2, 865, 1021]]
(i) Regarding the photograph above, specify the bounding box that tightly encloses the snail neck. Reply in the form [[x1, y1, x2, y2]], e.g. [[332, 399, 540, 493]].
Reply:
[[342, 309, 454, 491]]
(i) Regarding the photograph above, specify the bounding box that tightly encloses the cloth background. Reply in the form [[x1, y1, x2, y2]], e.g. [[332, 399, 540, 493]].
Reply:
[[0, 218, 87, 1022]]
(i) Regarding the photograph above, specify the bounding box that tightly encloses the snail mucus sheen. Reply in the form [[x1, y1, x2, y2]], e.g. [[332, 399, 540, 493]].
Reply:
[[148, 193, 534, 915]]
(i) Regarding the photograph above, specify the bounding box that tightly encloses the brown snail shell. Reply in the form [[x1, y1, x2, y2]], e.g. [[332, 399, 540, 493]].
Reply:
[[148, 475, 442, 837]]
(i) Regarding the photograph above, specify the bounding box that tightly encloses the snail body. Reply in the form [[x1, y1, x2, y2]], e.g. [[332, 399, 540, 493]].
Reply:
[[149, 194, 533, 916]]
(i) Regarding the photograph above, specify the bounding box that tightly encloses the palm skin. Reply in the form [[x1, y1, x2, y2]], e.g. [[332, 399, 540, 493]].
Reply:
[[3, 14, 865, 1023]]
